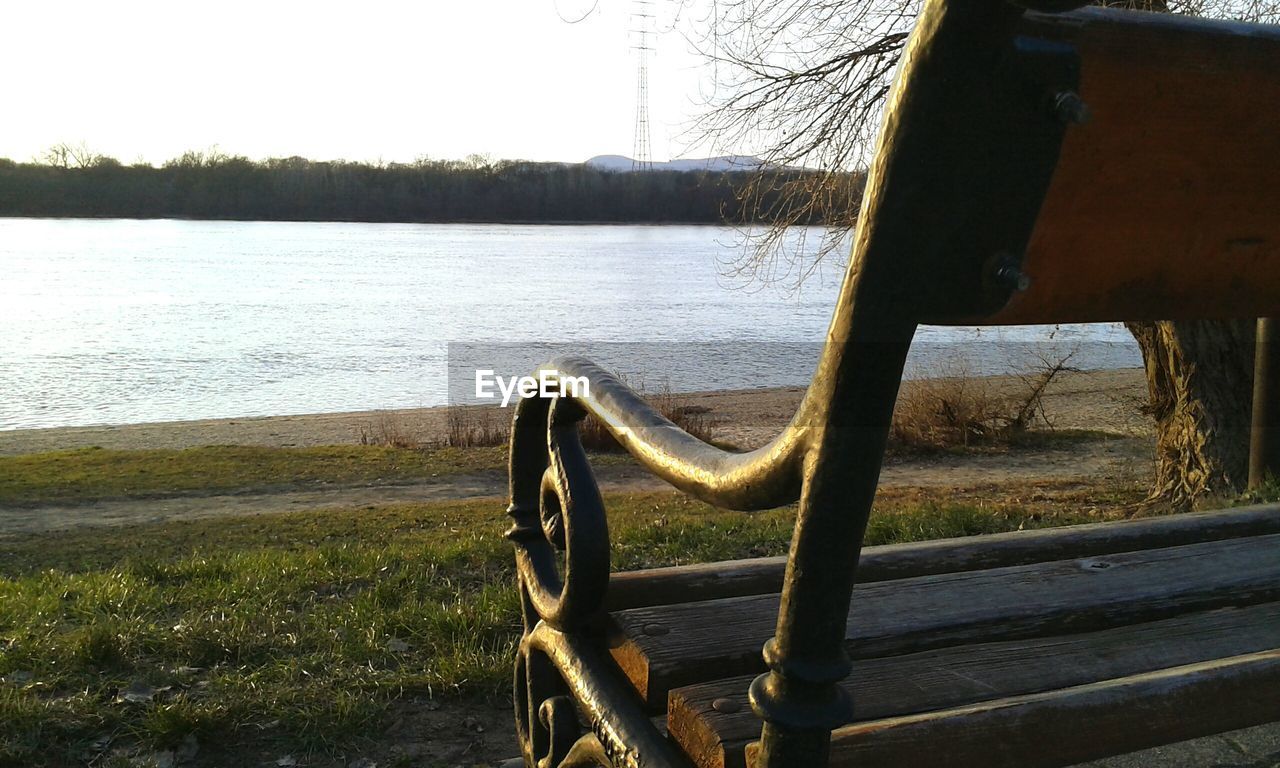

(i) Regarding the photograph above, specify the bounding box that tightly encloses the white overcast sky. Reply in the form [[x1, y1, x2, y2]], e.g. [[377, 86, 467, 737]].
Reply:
[[2, 0, 717, 166]]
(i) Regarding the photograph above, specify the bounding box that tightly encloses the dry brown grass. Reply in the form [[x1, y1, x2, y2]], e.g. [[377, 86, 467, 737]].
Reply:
[[892, 374, 1004, 449], [358, 413, 421, 449], [891, 355, 1076, 451], [444, 405, 509, 449]]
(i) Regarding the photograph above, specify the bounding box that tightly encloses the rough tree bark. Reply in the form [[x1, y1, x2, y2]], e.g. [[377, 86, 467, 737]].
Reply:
[[1115, 0, 1261, 511], [1125, 320, 1256, 509]]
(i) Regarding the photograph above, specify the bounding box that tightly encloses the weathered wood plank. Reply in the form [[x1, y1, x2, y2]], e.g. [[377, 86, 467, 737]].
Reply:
[[961, 9, 1280, 325], [609, 533, 1280, 708], [604, 504, 1280, 611], [667, 602, 1280, 768], [789, 650, 1280, 768]]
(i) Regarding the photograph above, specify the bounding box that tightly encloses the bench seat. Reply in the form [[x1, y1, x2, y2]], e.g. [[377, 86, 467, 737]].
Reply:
[[599, 507, 1280, 767], [671, 606, 1280, 768]]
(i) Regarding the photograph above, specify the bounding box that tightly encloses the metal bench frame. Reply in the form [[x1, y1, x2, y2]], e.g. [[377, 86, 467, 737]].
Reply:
[[502, 0, 1280, 765]]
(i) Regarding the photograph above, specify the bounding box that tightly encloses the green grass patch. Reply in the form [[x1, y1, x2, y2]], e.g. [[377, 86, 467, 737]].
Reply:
[[888, 428, 1128, 457], [0, 490, 1133, 765], [0, 445, 512, 506], [1234, 476, 1280, 506]]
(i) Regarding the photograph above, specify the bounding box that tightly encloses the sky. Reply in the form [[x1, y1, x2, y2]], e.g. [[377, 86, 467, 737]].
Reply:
[[1, 0, 717, 166]]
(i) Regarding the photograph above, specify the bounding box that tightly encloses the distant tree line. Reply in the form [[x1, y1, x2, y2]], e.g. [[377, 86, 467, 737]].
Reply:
[[0, 146, 853, 225]]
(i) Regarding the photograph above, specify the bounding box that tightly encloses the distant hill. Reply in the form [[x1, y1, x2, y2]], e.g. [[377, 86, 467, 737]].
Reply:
[[585, 154, 769, 173]]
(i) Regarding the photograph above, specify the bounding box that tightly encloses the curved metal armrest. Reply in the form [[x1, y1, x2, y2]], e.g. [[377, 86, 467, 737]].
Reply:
[[537, 355, 805, 511]]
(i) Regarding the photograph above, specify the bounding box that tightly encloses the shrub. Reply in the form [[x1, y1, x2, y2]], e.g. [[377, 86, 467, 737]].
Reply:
[[890, 354, 1076, 451], [358, 413, 420, 449], [444, 406, 509, 449]]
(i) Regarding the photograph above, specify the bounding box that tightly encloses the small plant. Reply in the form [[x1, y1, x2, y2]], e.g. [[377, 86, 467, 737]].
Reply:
[[444, 405, 510, 449], [890, 353, 1077, 451], [358, 413, 420, 449], [1235, 476, 1280, 506], [75, 624, 125, 668]]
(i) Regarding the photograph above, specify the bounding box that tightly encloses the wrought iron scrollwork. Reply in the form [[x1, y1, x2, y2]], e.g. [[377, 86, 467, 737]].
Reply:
[[514, 639, 609, 768], [508, 388, 612, 767], [498, 0, 1096, 761], [505, 369, 702, 767], [508, 390, 610, 632]]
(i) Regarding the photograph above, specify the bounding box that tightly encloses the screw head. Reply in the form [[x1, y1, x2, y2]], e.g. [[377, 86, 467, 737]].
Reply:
[[642, 623, 669, 637], [992, 257, 1032, 293], [1053, 91, 1091, 125], [711, 697, 742, 714]]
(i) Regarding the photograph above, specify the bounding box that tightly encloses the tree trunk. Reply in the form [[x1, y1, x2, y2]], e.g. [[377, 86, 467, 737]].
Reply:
[[1112, 0, 1260, 510], [1125, 320, 1256, 509]]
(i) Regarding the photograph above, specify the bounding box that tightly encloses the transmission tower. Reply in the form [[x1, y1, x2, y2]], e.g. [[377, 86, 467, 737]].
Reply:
[[630, 0, 654, 172]]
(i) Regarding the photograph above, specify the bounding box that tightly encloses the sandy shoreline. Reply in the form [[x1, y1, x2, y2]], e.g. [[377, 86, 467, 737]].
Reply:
[[0, 368, 1149, 457]]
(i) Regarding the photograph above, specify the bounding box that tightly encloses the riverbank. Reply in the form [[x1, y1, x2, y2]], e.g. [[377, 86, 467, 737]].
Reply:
[[0, 368, 1155, 537], [0, 368, 1149, 457]]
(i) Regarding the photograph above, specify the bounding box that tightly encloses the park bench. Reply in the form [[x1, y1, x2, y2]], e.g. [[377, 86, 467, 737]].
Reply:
[[502, 1, 1280, 766]]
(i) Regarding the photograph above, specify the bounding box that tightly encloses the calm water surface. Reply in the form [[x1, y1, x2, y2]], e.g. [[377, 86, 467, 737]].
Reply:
[[0, 218, 1139, 430]]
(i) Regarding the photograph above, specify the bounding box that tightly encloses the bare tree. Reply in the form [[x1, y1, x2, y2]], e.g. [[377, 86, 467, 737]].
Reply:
[[40, 141, 100, 169], [693, 0, 1280, 507], [39, 143, 72, 169], [686, 0, 912, 287]]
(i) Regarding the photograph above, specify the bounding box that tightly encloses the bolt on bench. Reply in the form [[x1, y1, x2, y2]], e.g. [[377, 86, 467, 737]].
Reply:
[[502, 1, 1280, 766]]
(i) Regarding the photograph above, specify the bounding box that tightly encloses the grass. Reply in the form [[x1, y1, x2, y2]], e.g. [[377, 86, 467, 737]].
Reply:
[[1230, 476, 1280, 507], [0, 445, 511, 507], [0, 499, 520, 766], [890, 355, 1078, 452], [0, 481, 1149, 767]]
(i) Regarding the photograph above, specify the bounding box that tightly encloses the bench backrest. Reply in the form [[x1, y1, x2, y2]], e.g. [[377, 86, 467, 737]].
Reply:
[[861, 6, 1280, 327], [985, 10, 1280, 325]]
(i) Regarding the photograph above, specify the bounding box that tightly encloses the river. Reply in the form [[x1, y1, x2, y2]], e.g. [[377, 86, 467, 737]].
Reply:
[[0, 218, 1140, 429]]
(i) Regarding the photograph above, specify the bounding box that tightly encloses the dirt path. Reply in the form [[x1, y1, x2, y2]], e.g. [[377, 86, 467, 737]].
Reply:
[[0, 436, 1151, 536]]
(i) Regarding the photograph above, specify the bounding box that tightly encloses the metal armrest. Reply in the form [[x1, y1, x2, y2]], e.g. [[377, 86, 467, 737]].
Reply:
[[523, 355, 805, 510]]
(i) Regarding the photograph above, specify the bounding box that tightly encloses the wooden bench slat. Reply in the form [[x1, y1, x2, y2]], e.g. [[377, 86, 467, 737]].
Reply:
[[604, 504, 1280, 610], [609, 532, 1280, 708], [801, 649, 1280, 768], [667, 602, 1280, 768]]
